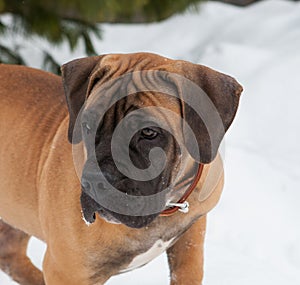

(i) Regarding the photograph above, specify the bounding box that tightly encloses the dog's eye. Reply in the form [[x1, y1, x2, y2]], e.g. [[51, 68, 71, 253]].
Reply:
[[141, 128, 158, 140]]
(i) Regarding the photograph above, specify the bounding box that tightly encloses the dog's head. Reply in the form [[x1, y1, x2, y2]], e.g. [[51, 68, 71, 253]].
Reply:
[[61, 53, 243, 228]]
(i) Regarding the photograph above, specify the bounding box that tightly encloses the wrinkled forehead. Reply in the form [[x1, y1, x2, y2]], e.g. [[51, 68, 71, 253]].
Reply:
[[84, 91, 183, 137], [82, 68, 185, 133], [99, 53, 179, 74]]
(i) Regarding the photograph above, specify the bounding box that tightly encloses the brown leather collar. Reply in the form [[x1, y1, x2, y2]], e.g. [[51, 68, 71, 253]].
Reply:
[[160, 163, 204, 216]]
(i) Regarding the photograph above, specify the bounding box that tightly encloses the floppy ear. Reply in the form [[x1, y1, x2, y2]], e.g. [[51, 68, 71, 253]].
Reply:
[[61, 55, 104, 143], [182, 64, 243, 163]]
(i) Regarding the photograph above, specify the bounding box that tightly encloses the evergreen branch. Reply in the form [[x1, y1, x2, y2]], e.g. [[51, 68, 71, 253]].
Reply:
[[0, 44, 25, 65], [42, 50, 61, 75]]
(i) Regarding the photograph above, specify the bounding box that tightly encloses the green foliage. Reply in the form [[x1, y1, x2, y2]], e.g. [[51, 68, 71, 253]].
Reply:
[[143, 0, 202, 21], [99, 0, 203, 22], [42, 50, 61, 75], [0, 0, 204, 74], [0, 0, 103, 73], [1, 0, 102, 43], [91, 0, 203, 23], [0, 19, 5, 34], [0, 45, 25, 65], [61, 19, 102, 55]]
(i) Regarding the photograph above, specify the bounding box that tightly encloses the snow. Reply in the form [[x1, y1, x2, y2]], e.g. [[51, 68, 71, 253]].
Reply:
[[1, 0, 300, 284]]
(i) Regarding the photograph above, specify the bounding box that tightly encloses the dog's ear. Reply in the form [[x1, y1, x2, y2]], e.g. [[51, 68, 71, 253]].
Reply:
[[181, 64, 243, 163], [61, 55, 105, 143]]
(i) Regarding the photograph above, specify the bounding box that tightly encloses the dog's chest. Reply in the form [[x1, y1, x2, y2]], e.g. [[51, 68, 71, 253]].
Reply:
[[121, 237, 176, 273]]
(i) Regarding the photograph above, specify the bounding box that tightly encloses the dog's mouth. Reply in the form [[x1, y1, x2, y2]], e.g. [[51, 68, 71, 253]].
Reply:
[[80, 191, 159, 228], [97, 208, 122, 225]]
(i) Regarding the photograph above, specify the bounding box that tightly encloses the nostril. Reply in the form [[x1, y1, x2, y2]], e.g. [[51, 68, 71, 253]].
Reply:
[[81, 178, 91, 191]]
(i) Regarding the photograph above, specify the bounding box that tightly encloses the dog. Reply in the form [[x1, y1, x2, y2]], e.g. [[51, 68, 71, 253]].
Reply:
[[0, 52, 242, 285]]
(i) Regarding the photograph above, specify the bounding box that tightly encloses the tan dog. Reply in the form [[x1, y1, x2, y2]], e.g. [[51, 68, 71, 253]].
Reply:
[[0, 53, 242, 285]]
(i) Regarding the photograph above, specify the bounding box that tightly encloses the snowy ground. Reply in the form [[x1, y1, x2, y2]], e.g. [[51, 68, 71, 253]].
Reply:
[[1, 0, 300, 284]]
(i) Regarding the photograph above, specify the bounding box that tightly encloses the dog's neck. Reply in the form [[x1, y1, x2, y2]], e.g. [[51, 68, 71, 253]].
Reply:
[[161, 153, 202, 215], [162, 153, 223, 216]]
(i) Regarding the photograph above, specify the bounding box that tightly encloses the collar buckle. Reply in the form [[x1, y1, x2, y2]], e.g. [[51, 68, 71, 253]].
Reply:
[[166, 201, 190, 214], [160, 164, 204, 217]]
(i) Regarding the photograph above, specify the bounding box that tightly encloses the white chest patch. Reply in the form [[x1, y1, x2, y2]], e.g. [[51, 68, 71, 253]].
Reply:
[[122, 238, 176, 273]]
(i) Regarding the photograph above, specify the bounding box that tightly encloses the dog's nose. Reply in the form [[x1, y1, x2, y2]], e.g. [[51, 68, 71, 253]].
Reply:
[[81, 171, 110, 192], [81, 177, 93, 191]]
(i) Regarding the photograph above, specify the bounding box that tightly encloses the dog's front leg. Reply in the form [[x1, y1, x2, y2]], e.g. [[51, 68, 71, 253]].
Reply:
[[43, 249, 108, 285], [167, 215, 206, 285], [43, 250, 83, 285]]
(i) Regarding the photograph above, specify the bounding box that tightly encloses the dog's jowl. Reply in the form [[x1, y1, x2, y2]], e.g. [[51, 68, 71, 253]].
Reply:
[[0, 53, 242, 285]]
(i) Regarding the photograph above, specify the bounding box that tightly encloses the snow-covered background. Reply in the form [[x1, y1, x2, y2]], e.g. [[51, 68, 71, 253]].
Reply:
[[1, 0, 300, 284]]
